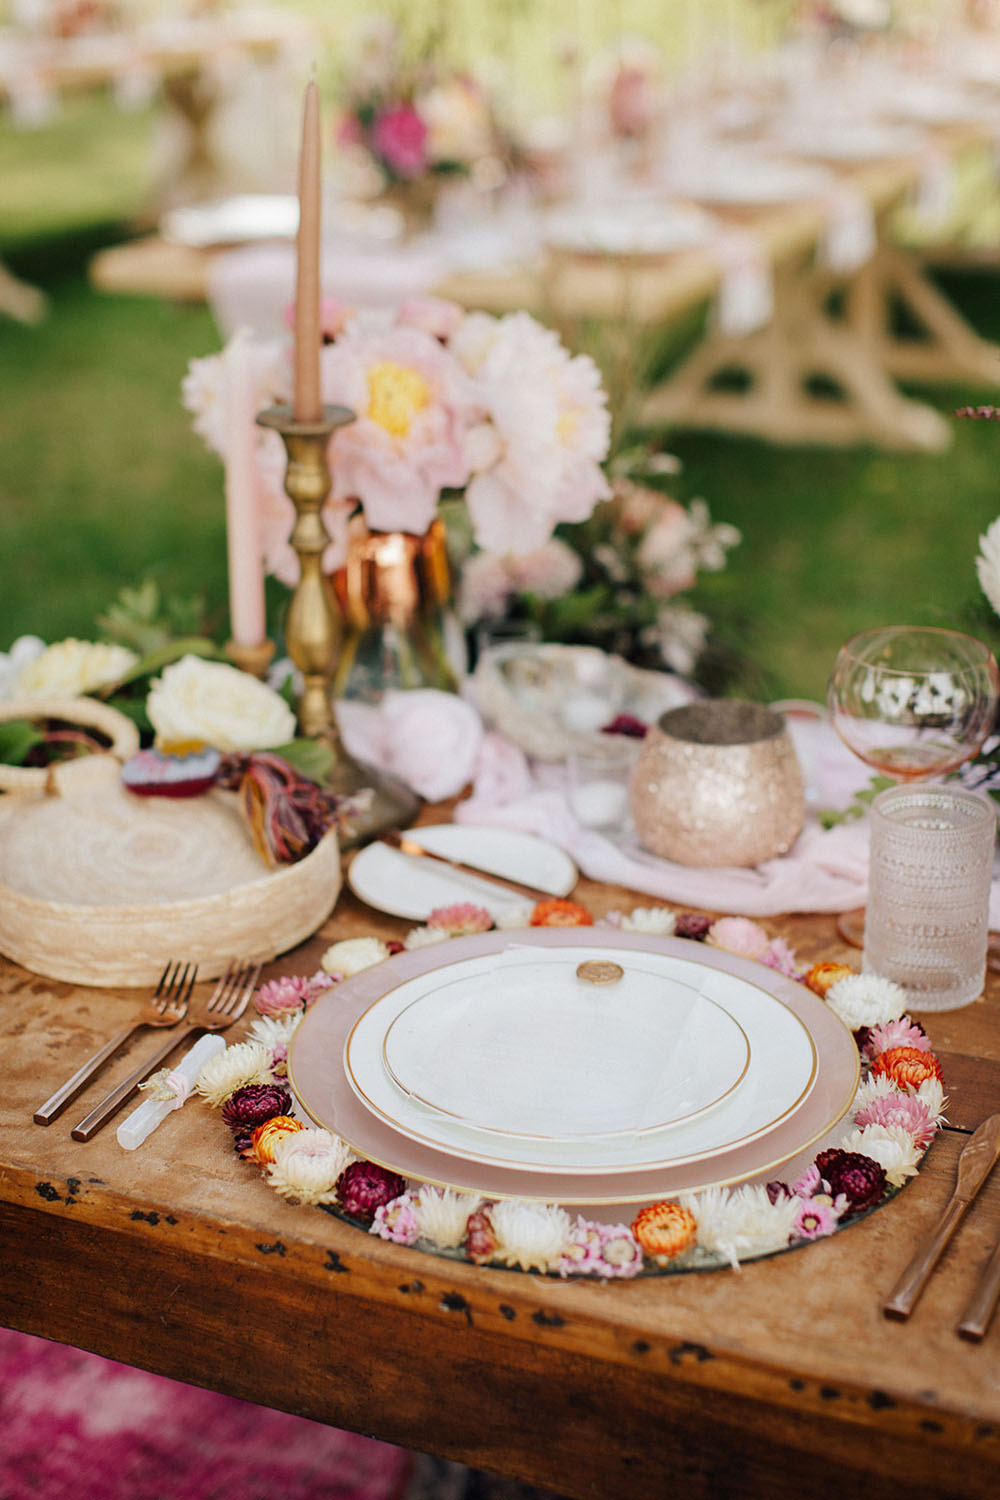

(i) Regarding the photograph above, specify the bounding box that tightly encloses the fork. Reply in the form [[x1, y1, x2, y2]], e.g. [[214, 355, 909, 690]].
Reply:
[[70, 959, 262, 1142], [34, 961, 197, 1126]]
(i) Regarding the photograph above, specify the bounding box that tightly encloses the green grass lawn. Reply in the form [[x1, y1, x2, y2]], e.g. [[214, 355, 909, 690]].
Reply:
[[3, 90, 1000, 702]]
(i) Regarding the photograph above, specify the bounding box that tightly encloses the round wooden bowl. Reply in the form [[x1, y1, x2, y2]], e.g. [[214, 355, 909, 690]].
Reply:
[[0, 761, 341, 986]]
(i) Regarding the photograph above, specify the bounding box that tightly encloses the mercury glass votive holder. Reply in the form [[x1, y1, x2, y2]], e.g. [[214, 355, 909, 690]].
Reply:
[[630, 700, 805, 867], [863, 784, 996, 1012]]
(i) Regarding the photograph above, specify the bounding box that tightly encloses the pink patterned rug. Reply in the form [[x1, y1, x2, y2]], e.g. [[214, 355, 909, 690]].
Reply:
[[0, 1327, 412, 1500]]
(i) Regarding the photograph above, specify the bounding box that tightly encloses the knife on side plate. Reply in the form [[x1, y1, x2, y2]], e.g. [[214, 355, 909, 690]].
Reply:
[[884, 1113, 1000, 1322], [378, 829, 564, 901]]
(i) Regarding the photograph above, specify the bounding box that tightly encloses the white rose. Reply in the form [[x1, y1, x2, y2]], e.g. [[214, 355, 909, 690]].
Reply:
[[16, 638, 139, 700], [147, 655, 296, 752]]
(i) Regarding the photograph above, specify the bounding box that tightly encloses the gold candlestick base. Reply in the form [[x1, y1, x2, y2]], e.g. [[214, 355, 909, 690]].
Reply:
[[224, 639, 276, 680], [257, 403, 420, 848]]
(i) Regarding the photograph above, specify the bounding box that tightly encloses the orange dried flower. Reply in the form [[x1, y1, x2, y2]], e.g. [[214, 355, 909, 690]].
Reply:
[[250, 1114, 305, 1164], [804, 961, 855, 998], [870, 1046, 943, 1092], [530, 898, 593, 927], [631, 1200, 697, 1262]]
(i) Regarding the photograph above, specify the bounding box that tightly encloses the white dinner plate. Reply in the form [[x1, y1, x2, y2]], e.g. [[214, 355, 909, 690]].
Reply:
[[542, 201, 715, 257], [161, 194, 299, 248], [346, 824, 577, 921], [342, 941, 816, 1174], [288, 930, 858, 1205], [380, 956, 751, 1141]]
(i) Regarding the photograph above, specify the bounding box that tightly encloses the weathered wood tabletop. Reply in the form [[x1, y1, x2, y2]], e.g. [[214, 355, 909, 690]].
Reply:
[[2, 814, 999, 1500]]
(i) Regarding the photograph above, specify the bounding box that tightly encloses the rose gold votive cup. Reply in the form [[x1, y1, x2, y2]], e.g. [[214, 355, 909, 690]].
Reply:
[[630, 700, 805, 867]]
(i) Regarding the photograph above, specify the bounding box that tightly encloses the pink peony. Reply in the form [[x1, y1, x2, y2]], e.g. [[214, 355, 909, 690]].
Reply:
[[320, 322, 475, 535], [396, 297, 465, 341], [372, 103, 428, 179]]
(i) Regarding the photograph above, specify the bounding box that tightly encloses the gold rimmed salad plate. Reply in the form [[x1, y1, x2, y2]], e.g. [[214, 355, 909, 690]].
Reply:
[[287, 931, 859, 1204]]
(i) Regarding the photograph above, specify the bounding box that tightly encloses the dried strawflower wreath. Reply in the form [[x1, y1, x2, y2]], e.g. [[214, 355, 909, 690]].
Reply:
[[194, 900, 947, 1278]]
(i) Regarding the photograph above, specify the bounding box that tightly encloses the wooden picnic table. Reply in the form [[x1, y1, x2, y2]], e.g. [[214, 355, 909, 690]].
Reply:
[[1, 801, 999, 1500], [89, 119, 1000, 451]]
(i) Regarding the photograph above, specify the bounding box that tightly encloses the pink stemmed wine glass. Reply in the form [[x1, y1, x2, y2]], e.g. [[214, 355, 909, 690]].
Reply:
[[827, 625, 1000, 946]]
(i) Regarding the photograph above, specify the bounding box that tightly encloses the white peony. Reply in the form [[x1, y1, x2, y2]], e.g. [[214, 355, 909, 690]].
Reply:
[[977, 516, 1000, 619], [16, 638, 138, 700], [146, 655, 296, 753]]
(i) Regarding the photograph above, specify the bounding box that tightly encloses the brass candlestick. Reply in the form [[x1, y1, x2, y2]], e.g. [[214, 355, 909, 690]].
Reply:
[[257, 403, 419, 846]]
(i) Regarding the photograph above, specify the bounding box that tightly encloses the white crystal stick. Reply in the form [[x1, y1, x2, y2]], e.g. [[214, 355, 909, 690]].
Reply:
[[116, 1033, 227, 1151]]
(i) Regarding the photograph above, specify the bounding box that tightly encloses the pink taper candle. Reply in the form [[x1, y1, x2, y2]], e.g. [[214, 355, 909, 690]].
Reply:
[[294, 72, 322, 423], [224, 328, 266, 648]]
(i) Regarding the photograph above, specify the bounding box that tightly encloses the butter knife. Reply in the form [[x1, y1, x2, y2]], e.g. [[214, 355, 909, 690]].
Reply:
[[884, 1113, 1000, 1322], [379, 829, 561, 900], [957, 1238, 1000, 1342]]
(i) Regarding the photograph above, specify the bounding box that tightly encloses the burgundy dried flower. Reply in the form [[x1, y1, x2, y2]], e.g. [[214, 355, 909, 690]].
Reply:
[[465, 1206, 497, 1265], [386, 940, 405, 955], [336, 1160, 408, 1225], [814, 1149, 887, 1213], [766, 1180, 792, 1204], [233, 1131, 255, 1160], [601, 713, 647, 739], [676, 912, 712, 942], [216, 751, 350, 865], [221, 1083, 293, 1134]]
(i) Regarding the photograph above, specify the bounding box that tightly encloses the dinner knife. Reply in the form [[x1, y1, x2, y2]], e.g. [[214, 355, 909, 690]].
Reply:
[[378, 829, 564, 900], [957, 1236, 1000, 1343], [883, 1112, 1000, 1322]]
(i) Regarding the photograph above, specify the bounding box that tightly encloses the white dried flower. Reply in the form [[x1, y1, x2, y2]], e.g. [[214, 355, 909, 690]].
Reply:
[[617, 905, 677, 935], [320, 936, 391, 977], [16, 638, 138, 700], [916, 1076, 949, 1123], [248, 1014, 302, 1050], [489, 1199, 574, 1272], [195, 1040, 272, 1106], [852, 1073, 903, 1114], [825, 973, 907, 1031], [841, 1123, 923, 1188], [680, 1184, 799, 1270], [403, 924, 450, 950], [0, 635, 45, 702], [413, 1185, 483, 1248], [493, 903, 535, 930], [267, 1129, 354, 1205]]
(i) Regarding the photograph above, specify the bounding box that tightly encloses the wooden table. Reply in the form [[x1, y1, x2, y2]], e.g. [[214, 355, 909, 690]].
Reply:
[[89, 120, 1000, 452], [1, 809, 999, 1500]]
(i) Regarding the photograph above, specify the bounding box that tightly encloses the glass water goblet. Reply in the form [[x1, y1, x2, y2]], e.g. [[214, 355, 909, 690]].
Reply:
[[827, 625, 1000, 946]]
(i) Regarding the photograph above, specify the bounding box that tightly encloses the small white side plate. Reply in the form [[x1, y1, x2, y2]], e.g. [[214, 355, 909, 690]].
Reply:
[[347, 824, 577, 921]]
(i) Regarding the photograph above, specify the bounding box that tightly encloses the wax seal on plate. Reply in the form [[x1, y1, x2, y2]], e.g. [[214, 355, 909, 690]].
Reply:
[[576, 960, 624, 985]]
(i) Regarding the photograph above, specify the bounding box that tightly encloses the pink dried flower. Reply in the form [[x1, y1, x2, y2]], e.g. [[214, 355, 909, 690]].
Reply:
[[221, 1083, 293, 1133], [853, 1092, 937, 1150], [371, 1193, 419, 1246], [396, 297, 464, 341], [676, 912, 712, 941], [336, 1160, 408, 1225], [464, 1205, 497, 1264], [372, 103, 428, 179], [862, 1016, 930, 1060], [255, 972, 333, 1018], [427, 902, 494, 935], [792, 1163, 824, 1198], [601, 713, 647, 738], [763, 937, 803, 981], [706, 916, 771, 961], [559, 1219, 643, 1279], [793, 1198, 840, 1240]]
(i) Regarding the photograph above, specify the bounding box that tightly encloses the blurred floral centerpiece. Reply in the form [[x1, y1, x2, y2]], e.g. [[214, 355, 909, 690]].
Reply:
[[334, 17, 509, 231]]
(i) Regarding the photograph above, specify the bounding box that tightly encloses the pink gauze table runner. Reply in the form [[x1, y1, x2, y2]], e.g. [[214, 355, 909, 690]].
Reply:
[[336, 690, 1000, 924]]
